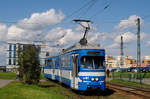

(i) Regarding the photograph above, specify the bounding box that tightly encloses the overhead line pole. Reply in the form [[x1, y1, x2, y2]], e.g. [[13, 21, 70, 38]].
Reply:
[[137, 18, 142, 84], [120, 36, 124, 68]]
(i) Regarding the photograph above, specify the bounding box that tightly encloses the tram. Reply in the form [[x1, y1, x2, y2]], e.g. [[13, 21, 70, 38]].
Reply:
[[44, 19, 106, 91]]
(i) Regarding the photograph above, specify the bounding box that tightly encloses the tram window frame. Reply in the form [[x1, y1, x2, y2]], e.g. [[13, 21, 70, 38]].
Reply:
[[75, 55, 79, 77], [56, 57, 58, 69], [68, 55, 71, 69], [66, 55, 70, 70], [52, 58, 56, 74], [61, 56, 63, 67], [62, 55, 65, 70], [48, 59, 52, 68]]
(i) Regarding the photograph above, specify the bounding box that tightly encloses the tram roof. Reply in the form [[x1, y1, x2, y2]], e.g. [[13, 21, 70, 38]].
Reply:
[[59, 42, 104, 54]]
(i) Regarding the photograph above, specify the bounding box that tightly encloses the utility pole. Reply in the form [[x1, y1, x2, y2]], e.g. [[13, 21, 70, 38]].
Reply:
[[120, 36, 124, 68], [137, 18, 142, 84], [137, 18, 141, 67]]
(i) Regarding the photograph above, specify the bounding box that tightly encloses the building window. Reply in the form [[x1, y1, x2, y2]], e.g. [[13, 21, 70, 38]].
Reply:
[[9, 59, 11, 65], [14, 44, 16, 51], [9, 44, 12, 51], [13, 59, 16, 65], [13, 52, 16, 58], [9, 51, 11, 58]]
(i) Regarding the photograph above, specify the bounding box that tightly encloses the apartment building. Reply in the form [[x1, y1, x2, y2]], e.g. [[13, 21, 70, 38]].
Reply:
[[6, 41, 47, 72]]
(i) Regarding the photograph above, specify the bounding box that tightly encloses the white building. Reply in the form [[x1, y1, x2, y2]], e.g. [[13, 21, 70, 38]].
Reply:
[[143, 56, 150, 60], [6, 41, 47, 72]]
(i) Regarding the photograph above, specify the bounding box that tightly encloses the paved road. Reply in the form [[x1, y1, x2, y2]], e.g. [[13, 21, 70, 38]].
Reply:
[[0, 79, 13, 88]]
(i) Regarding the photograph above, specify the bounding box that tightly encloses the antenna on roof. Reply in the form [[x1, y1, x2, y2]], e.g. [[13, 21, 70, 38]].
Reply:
[[73, 19, 92, 45]]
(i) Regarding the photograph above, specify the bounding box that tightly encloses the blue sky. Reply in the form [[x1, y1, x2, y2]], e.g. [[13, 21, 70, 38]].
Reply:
[[0, 0, 150, 65]]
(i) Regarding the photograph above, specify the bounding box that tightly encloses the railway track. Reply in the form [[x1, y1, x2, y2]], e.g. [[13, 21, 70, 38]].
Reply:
[[107, 82, 150, 99]]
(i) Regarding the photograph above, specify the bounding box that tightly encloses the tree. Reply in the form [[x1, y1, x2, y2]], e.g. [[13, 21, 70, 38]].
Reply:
[[18, 44, 41, 84]]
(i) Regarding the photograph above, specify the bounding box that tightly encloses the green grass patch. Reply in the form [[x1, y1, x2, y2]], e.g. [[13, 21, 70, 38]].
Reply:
[[40, 73, 46, 80], [0, 81, 68, 99], [0, 72, 16, 79], [0, 80, 80, 99], [110, 72, 150, 79], [110, 79, 150, 89], [0, 72, 45, 80]]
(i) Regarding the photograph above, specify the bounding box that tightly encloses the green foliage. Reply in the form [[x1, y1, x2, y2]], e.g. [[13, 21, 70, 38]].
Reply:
[[18, 44, 41, 84]]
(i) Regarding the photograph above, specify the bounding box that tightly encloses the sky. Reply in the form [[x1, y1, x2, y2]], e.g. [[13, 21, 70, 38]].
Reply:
[[0, 0, 150, 65]]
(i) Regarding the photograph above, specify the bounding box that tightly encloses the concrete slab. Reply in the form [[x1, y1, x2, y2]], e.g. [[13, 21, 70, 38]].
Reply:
[[0, 79, 13, 88]]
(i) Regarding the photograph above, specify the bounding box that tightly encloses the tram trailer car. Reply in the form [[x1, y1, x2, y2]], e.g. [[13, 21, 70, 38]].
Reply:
[[44, 42, 106, 91]]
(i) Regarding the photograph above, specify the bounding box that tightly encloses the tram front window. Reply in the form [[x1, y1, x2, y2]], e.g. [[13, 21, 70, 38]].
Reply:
[[81, 56, 104, 69]]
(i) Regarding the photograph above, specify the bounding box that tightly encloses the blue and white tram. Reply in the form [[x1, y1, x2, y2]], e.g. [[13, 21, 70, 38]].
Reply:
[[44, 42, 106, 91]]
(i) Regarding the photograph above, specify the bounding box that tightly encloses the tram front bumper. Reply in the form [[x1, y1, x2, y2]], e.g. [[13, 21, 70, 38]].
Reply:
[[78, 81, 105, 91]]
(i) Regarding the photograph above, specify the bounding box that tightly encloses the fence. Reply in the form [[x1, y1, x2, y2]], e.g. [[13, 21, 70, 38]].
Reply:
[[110, 72, 150, 85]]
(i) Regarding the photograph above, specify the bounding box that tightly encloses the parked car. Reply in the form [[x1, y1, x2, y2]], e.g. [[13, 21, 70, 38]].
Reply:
[[111, 69, 117, 72], [120, 68, 128, 72], [111, 68, 121, 72], [142, 67, 150, 72]]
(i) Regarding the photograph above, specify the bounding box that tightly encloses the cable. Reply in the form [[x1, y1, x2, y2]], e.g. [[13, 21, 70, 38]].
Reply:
[[65, 0, 94, 20], [77, 0, 99, 18], [89, 3, 111, 19]]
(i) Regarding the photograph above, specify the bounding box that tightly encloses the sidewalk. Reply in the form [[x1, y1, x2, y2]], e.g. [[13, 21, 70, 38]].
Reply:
[[0, 79, 13, 88]]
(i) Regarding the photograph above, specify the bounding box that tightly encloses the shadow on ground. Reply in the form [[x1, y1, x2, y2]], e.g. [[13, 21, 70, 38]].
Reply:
[[73, 88, 115, 97]]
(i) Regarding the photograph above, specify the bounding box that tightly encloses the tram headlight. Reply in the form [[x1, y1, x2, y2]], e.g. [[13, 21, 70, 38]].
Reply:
[[95, 78, 99, 82], [91, 77, 94, 81]]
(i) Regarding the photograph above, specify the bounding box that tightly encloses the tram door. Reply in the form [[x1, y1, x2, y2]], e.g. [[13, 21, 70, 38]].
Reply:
[[53, 59, 55, 74], [60, 56, 63, 82], [72, 54, 78, 88]]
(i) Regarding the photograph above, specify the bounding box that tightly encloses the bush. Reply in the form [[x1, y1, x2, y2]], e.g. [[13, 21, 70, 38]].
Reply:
[[18, 44, 41, 84]]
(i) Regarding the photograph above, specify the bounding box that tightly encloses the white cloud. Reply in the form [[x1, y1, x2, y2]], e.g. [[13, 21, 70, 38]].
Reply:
[[7, 9, 65, 41], [43, 27, 78, 47], [115, 32, 136, 44], [147, 41, 150, 46], [0, 44, 6, 65], [18, 9, 65, 30], [107, 32, 136, 49], [115, 15, 142, 30], [7, 25, 24, 40], [44, 27, 67, 41], [0, 24, 7, 41]]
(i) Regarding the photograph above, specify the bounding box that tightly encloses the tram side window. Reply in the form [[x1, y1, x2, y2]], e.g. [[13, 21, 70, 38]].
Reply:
[[48, 59, 52, 68], [66, 55, 70, 70], [68, 55, 71, 69], [53, 59, 56, 69], [62, 55, 65, 70], [55, 58, 58, 69], [61, 56, 63, 67]]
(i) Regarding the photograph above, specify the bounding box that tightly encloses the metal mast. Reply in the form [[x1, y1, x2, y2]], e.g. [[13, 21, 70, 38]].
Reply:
[[120, 36, 124, 68], [137, 18, 141, 67]]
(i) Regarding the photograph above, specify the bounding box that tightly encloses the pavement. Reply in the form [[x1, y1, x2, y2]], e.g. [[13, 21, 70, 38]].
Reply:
[[0, 79, 13, 88]]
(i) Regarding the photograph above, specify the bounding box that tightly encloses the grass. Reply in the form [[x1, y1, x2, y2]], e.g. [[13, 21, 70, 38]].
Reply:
[[0, 72, 45, 80], [110, 79, 150, 89], [0, 79, 144, 99], [0, 72, 16, 79], [0, 81, 69, 99], [110, 72, 150, 79]]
